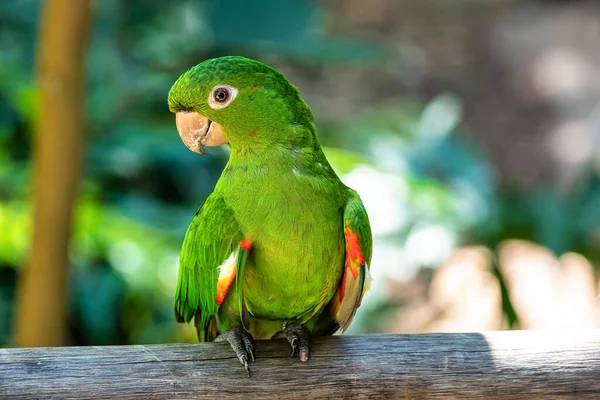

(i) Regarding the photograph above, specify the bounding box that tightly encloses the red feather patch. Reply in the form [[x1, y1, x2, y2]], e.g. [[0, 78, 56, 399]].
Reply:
[[216, 267, 235, 305], [339, 224, 365, 303], [240, 238, 253, 251], [215, 239, 252, 306], [344, 223, 365, 279]]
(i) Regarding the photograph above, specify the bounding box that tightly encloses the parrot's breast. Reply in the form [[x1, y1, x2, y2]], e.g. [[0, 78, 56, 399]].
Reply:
[[219, 169, 347, 323]]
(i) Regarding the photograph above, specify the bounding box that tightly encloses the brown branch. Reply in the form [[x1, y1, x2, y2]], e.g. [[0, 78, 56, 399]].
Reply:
[[1, 331, 600, 399], [14, 0, 91, 347]]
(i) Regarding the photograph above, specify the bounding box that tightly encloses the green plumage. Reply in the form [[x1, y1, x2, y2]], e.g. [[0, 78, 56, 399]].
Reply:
[[169, 56, 372, 342]]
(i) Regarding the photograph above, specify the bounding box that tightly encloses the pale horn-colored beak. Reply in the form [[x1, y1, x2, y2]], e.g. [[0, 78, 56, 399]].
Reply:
[[175, 112, 227, 155]]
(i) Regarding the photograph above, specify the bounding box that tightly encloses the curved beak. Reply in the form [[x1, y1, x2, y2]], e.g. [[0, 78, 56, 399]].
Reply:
[[175, 112, 227, 155]]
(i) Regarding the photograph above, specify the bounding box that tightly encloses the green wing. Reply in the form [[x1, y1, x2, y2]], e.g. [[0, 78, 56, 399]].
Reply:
[[316, 189, 372, 334], [174, 193, 244, 341]]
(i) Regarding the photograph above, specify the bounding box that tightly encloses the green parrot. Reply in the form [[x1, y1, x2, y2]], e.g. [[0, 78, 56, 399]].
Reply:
[[167, 56, 372, 373]]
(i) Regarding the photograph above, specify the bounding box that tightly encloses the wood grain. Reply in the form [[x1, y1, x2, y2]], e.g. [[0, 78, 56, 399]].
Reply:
[[1, 330, 600, 399]]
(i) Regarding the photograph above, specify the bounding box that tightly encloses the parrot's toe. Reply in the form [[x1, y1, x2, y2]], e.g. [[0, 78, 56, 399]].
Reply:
[[282, 323, 310, 362], [217, 324, 255, 376]]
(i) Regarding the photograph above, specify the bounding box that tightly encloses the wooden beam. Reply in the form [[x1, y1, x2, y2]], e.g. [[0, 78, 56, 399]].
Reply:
[[1, 330, 599, 399]]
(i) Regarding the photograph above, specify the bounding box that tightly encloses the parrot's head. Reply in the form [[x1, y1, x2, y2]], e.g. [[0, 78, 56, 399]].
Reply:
[[168, 56, 315, 155]]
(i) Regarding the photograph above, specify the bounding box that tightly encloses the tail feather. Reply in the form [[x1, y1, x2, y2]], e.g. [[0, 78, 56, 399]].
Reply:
[[194, 309, 220, 342]]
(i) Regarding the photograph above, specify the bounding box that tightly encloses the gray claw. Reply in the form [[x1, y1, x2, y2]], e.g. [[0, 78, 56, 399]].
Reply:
[[241, 355, 250, 377], [289, 337, 297, 357], [299, 347, 309, 363]]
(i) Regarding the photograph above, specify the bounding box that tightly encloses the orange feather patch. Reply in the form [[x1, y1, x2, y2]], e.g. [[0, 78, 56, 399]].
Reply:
[[339, 224, 365, 303], [344, 223, 365, 279], [240, 238, 253, 251], [215, 253, 237, 306], [215, 239, 252, 305], [216, 270, 235, 306]]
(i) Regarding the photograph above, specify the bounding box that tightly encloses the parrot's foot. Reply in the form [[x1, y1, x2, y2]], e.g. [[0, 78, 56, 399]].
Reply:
[[282, 323, 310, 362], [216, 324, 255, 376]]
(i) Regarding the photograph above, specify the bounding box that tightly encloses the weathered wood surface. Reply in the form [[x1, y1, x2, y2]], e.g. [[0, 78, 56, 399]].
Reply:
[[1, 330, 599, 399]]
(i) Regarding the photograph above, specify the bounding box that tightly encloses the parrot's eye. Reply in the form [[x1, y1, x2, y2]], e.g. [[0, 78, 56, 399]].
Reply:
[[215, 88, 228, 102], [209, 85, 239, 109]]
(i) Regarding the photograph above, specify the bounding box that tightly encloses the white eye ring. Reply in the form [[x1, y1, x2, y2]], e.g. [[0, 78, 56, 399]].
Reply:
[[208, 85, 239, 109]]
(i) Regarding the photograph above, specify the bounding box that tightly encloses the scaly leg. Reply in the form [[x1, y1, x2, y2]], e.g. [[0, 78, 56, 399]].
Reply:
[[215, 324, 254, 375], [282, 323, 310, 362]]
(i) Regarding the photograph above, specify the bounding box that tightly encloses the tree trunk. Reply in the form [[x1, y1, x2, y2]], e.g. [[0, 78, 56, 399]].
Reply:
[[14, 0, 91, 347]]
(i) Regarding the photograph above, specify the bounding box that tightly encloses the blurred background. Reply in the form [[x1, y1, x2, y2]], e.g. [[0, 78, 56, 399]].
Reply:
[[1, 0, 600, 347]]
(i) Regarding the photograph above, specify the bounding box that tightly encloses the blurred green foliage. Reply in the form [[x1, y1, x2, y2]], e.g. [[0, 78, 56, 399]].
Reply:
[[1, 0, 599, 345]]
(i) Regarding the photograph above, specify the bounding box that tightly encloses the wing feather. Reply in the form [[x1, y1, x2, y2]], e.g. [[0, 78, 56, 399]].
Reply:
[[316, 189, 372, 334], [174, 193, 244, 341]]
